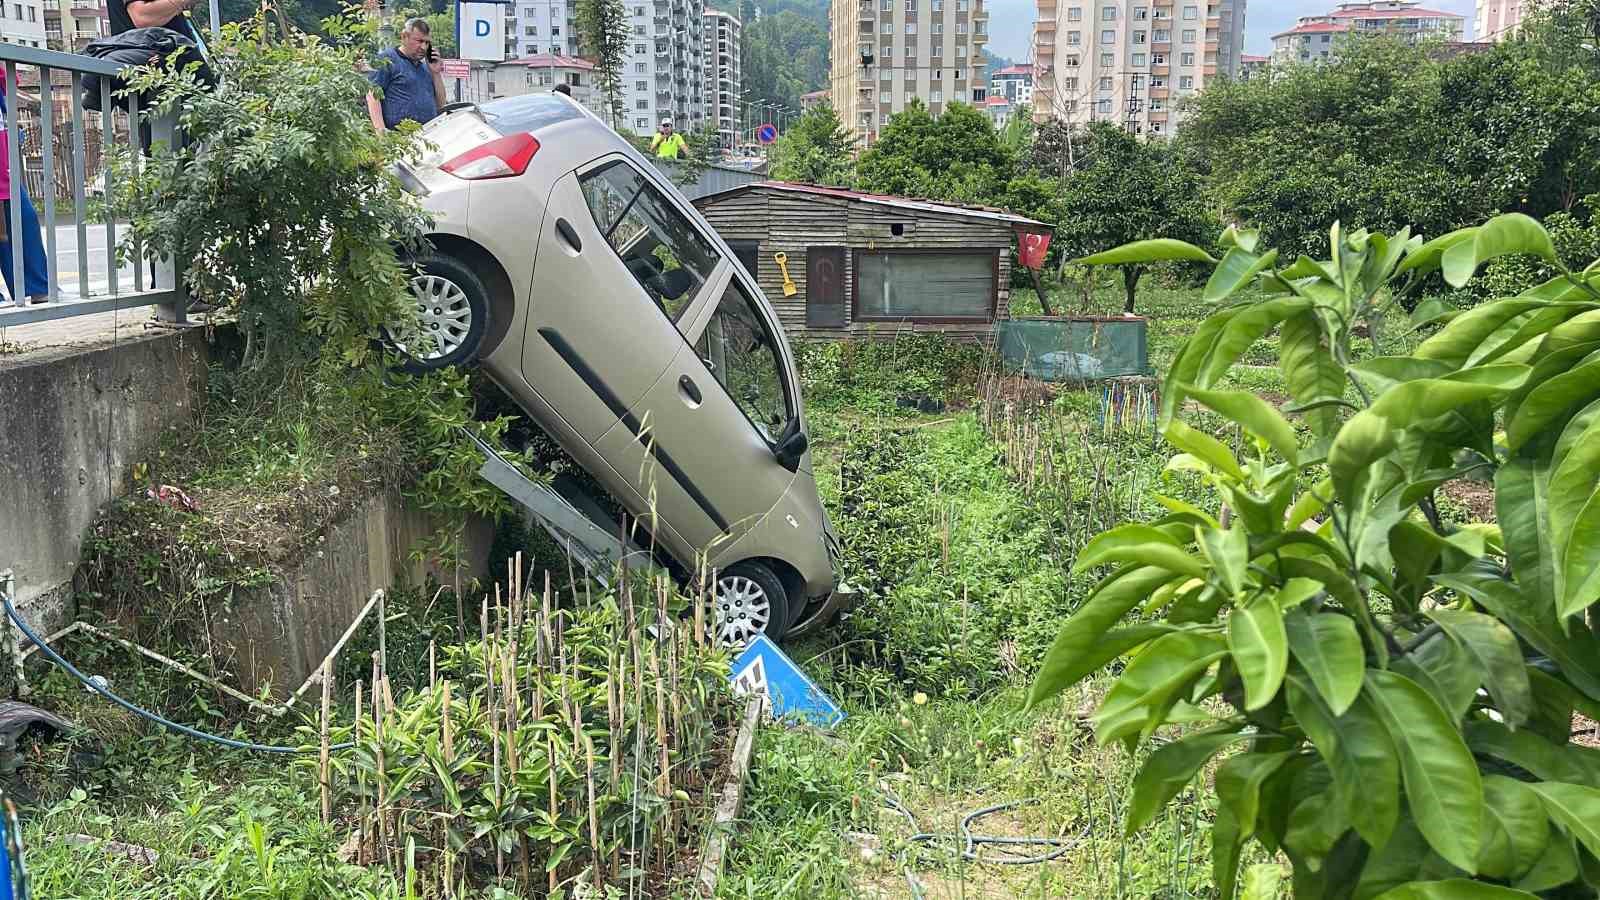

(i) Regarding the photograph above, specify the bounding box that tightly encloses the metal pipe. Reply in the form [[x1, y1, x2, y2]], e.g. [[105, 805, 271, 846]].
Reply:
[[6, 61, 23, 304], [39, 65, 57, 304]]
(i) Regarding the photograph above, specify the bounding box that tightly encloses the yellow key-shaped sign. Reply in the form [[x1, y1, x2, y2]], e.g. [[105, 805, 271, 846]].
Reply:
[[774, 252, 798, 297]]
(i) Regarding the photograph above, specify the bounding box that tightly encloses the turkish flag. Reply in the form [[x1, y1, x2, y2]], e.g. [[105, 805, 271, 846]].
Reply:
[[1018, 232, 1052, 270]]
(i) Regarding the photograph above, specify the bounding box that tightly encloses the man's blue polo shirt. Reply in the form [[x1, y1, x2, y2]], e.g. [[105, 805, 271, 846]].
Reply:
[[369, 47, 439, 130]]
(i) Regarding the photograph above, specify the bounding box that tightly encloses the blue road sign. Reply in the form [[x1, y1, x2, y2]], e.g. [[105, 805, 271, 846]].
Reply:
[[757, 123, 778, 144], [731, 635, 843, 728]]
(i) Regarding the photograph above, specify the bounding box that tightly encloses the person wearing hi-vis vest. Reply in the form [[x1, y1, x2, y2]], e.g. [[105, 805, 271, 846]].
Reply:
[[650, 119, 688, 159]]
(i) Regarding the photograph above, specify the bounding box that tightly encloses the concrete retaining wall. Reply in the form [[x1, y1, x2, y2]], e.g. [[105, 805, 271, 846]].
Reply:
[[0, 330, 209, 633], [208, 492, 491, 698]]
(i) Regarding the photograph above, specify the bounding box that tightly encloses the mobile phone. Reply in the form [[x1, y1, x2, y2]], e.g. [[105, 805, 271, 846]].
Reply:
[[427, 43, 438, 62]]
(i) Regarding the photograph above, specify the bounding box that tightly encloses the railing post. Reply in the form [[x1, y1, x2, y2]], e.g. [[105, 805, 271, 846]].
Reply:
[[148, 108, 188, 325]]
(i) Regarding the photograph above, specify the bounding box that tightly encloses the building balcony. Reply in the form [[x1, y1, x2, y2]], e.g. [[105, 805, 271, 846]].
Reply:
[[1149, 86, 1169, 98], [1203, 64, 1216, 75], [1036, 20, 1055, 31], [1151, 64, 1169, 75], [1205, 40, 1218, 51], [972, 31, 988, 43], [1152, 39, 1171, 49]]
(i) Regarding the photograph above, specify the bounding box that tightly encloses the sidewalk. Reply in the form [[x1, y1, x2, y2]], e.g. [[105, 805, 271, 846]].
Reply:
[[0, 307, 171, 363]]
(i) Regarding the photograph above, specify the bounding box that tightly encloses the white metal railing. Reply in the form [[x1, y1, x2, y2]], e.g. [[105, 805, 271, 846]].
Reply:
[[0, 42, 188, 328]]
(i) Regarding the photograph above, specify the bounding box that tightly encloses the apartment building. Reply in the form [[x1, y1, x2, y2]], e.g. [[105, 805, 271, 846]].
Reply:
[[829, 0, 992, 146], [705, 7, 741, 149], [620, 0, 706, 135], [1239, 52, 1268, 78], [1032, 1, 1247, 136], [0, 0, 49, 49], [1271, 1, 1465, 64], [43, 0, 105, 52], [1476, 0, 1529, 42], [990, 63, 1033, 105], [510, 0, 581, 59]]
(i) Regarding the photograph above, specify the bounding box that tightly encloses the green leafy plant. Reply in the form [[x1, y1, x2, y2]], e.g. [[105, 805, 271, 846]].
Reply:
[[1032, 213, 1600, 898]]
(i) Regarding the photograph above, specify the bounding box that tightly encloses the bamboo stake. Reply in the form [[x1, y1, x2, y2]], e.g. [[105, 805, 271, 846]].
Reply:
[[372, 653, 390, 867], [547, 732, 559, 894], [319, 660, 332, 825], [428, 639, 437, 690], [585, 733, 601, 890], [354, 679, 365, 866], [442, 679, 455, 760]]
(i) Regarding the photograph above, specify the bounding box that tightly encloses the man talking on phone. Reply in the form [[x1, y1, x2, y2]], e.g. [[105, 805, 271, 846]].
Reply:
[[366, 18, 447, 134], [109, 0, 199, 37]]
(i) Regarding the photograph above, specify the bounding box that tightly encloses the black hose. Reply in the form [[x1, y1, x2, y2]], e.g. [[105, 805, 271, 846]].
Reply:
[[3, 592, 352, 755], [880, 786, 1082, 899]]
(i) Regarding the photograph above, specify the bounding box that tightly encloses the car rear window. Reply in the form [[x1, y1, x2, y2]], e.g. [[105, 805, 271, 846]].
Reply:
[[478, 93, 586, 136]]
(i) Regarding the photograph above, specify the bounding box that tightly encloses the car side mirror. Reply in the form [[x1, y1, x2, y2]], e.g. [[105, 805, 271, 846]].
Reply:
[[773, 417, 808, 472]]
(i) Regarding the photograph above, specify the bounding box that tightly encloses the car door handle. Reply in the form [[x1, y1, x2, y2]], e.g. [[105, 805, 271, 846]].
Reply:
[[678, 374, 701, 404], [555, 218, 582, 252]]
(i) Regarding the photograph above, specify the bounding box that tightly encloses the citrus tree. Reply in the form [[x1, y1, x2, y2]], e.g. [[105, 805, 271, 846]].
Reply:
[[1031, 214, 1600, 898]]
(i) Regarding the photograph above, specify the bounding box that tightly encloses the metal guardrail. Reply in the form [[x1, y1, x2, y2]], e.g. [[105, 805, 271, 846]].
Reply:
[[0, 42, 187, 329]]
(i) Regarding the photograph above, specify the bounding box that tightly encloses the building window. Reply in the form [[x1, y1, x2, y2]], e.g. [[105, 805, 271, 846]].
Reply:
[[1152, 120, 1164, 133], [634, 24, 644, 34], [931, 89, 943, 101], [637, 99, 649, 109], [634, 43, 646, 53], [1133, 30, 1146, 43], [1067, 30, 1080, 44], [1065, 54, 1079, 66], [1067, 6, 1081, 21], [932, 43, 942, 56], [1182, 5, 1197, 19], [636, 62, 647, 72], [1100, 5, 1115, 20], [1132, 52, 1146, 66], [551, 25, 560, 35], [855, 251, 997, 321], [1063, 76, 1078, 90], [905, 0, 914, 9], [1179, 75, 1194, 88], [1182, 28, 1195, 43], [1153, 27, 1169, 41], [1098, 76, 1111, 90], [1180, 51, 1195, 65], [1096, 98, 1112, 113], [1152, 52, 1166, 64], [906, 21, 915, 32], [526, 25, 536, 34], [1100, 29, 1114, 44], [636, 117, 647, 129], [957, 0, 968, 9], [1133, 6, 1147, 19], [1099, 52, 1113, 66], [636, 80, 647, 90], [956, 22, 966, 33], [931, 21, 941, 32]]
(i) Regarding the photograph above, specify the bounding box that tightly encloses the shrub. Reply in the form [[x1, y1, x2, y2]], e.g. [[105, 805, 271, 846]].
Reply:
[[1036, 216, 1600, 897]]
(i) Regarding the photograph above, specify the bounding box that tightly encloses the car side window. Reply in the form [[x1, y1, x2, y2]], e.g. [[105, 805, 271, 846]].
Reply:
[[695, 279, 792, 444], [578, 160, 720, 324]]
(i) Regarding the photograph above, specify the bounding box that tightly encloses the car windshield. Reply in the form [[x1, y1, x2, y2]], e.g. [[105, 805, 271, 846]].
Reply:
[[476, 93, 586, 136]]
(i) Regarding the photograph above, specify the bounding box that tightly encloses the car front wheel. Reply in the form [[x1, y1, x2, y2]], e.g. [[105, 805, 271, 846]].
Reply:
[[713, 561, 790, 648], [389, 253, 489, 372]]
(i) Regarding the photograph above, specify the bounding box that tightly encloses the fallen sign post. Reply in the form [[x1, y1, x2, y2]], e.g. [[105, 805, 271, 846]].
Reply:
[[730, 634, 843, 728]]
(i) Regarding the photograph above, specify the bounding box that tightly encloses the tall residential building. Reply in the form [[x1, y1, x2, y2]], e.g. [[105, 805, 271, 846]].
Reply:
[[705, 7, 741, 149], [829, 0, 992, 147], [1032, 1, 1247, 137], [2, 0, 49, 48], [1476, 0, 1528, 41], [510, 0, 582, 59], [1271, 2, 1466, 63], [618, 0, 706, 135], [43, 0, 106, 53]]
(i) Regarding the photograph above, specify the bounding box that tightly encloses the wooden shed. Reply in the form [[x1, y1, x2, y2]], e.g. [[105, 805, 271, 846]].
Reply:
[[693, 182, 1052, 342]]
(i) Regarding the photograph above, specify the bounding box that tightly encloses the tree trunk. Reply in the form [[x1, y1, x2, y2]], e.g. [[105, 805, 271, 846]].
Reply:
[[1122, 266, 1143, 314]]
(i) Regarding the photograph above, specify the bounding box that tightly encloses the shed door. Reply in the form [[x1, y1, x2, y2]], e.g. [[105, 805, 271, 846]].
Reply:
[[806, 246, 846, 328], [729, 241, 760, 284]]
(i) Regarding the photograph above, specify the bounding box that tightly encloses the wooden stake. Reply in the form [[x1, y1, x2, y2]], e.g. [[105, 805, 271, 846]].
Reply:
[[428, 639, 437, 690], [442, 679, 455, 760], [547, 733, 559, 894], [319, 660, 333, 825], [585, 734, 601, 889], [372, 653, 389, 867], [354, 679, 365, 866]]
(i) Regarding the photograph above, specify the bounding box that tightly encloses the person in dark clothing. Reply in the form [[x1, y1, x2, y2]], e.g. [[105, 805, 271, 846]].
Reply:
[[366, 18, 446, 133], [109, 0, 198, 38]]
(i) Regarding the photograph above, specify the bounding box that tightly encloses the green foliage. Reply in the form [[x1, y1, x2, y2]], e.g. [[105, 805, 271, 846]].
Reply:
[[1033, 213, 1600, 896], [740, 7, 829, 111], [856, 101, 1014, 204], [1178, 34, 1600, 262], [306, 585, 731, 894], [769, 103, 854, 185], [117, 13, 428, 371], [576, 0, 631, 126], [794, 335, 985, 412], [1055, 122, 1213, 313]]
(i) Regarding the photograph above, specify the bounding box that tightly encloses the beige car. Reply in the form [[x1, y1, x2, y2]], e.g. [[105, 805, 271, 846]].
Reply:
[[389, 92, 844, 644]]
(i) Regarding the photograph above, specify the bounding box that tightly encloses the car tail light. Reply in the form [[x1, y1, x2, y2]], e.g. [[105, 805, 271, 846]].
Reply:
[[440, 132, 540, 180]]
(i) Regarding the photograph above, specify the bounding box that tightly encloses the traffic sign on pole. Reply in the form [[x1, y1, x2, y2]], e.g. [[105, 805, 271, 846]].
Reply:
[[756, 123, 778, 144]]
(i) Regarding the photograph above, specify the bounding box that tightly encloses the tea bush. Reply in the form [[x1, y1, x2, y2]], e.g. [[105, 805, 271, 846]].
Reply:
[[795, 335, 987, 413]]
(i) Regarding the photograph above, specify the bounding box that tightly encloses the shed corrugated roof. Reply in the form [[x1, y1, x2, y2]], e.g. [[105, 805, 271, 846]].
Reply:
[[696, 181, 1054, 232]]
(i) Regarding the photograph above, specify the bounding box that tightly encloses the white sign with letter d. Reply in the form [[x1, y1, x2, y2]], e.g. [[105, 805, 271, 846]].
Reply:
[[457, 0, 507, 62]]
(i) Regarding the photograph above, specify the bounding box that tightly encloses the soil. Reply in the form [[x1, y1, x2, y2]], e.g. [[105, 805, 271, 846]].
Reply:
[[1438, 479, 1497, 523]]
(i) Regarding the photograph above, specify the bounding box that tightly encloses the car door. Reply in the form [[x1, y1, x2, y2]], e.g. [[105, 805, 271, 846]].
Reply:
[[519, 155, 719, 449], [598, 267, 802, 557]]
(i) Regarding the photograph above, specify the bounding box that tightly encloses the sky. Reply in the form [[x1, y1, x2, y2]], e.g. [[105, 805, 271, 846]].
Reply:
[[984, 0, 1478, 62]]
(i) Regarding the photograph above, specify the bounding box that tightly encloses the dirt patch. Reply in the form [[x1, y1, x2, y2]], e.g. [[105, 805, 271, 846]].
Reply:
[[1575, 715, 1599, 749], [1439, 479, 1497, 523]]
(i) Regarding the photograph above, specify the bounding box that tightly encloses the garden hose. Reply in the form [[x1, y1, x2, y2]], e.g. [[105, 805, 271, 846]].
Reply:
[[879, 785, 1081, 899], [3, 592, 352, 756]]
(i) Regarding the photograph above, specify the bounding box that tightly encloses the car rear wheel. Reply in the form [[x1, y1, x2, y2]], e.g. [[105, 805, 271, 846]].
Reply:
[[713, 561, 790, 648], [389, 254, 489, 372]]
